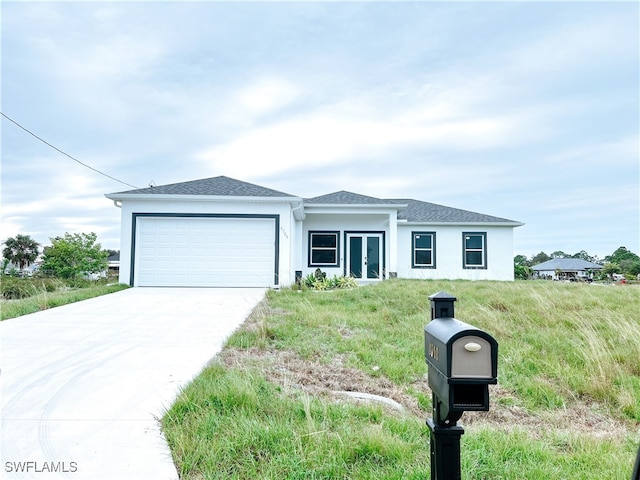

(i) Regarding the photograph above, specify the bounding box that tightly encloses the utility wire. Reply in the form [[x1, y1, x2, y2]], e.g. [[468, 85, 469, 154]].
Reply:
[[1, 111, 139, 189]]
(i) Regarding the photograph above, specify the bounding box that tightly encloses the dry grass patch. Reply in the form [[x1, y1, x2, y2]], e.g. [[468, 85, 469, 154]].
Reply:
[[220, 346, 426, 416], [220, 346, 634, 441]]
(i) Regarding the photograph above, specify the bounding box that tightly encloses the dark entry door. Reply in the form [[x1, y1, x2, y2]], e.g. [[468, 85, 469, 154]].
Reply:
[[347, 234, 382, 280]]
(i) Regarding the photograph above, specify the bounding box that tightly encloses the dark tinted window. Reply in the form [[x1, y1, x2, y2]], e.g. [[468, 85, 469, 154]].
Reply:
[[309, 232, 339, 267]]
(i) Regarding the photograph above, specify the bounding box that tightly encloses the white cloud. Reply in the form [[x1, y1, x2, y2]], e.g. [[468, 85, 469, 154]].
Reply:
[[194, 89, 532, 180], [22, 2, 166, 84], [0, 218, 28, 245], [532, 185, 638, 214], [504, 8, 637, 77], [234, 77, 302, 119], [1, 164, 120, 247], [543, 135, 639, 168], [51, 217, 113, 236]]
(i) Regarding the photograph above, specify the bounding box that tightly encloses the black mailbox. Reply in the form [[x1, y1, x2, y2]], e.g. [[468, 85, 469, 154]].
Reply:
[[425, 292, 498, 426]]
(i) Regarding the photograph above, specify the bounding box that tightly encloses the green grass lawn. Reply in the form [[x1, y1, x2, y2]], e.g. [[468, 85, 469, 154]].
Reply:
[[0, 281, 129, 320], [162, 280, 640, 479]]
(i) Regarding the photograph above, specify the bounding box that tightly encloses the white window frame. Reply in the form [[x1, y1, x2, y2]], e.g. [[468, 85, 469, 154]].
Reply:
[[308, 231, 340, 267]]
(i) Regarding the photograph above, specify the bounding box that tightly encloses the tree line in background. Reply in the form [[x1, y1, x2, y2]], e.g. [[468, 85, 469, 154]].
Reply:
[[514, 247, 640, 281], [1, 232, 113, 279]]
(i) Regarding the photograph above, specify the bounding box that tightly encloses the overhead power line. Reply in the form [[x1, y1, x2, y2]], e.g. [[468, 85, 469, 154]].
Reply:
[[1, 111, 139, 189]]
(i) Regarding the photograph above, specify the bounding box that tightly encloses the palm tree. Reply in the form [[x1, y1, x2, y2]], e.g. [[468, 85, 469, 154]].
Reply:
[[2, 234, 40, 270]]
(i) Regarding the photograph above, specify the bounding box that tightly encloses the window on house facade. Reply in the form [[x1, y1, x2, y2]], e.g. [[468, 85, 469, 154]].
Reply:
[[412, 232, 436, 268], [463, 232, 487, 269], [308, 231, 340, 267]]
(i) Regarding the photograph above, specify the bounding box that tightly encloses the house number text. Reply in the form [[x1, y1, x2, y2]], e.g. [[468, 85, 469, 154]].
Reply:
[[428, 343, 439, 361]]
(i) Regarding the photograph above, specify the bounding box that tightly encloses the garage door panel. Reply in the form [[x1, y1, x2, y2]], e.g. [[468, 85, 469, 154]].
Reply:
[[135, 216, 276, 287]]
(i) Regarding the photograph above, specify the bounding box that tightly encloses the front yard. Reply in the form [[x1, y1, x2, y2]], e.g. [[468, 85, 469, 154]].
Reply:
[[162, 280, 640, 479]]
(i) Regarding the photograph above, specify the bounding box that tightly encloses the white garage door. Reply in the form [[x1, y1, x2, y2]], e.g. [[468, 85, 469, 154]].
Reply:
[[135, 216, 276, 287]]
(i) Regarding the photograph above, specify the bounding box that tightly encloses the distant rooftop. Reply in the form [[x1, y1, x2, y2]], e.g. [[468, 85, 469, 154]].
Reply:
[[532, 258, 603, 271]]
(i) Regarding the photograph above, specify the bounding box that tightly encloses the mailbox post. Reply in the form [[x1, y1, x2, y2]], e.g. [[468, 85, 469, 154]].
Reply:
[[424, 292, 498, 479]]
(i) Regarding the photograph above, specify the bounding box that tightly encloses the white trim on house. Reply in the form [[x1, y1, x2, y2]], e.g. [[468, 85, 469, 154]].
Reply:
[[108, 194, 299, 204]]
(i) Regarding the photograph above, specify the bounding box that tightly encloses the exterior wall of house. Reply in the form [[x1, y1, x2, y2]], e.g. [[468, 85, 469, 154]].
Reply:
[[114, 197, 517, 286], [396, 225, 515, 281], [301, 213, 392, 280], [115, 198, 295, 286]]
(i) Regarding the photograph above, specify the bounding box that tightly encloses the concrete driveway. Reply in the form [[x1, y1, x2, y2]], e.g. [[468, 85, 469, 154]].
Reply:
[[0, 287, 265, 480]]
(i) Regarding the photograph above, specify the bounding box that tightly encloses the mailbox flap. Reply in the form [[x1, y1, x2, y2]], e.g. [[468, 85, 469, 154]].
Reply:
[[451, 335, 494, 379]]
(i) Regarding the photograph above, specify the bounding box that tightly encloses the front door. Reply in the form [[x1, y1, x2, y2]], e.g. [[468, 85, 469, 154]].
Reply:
[[346, 233, 383, 280]]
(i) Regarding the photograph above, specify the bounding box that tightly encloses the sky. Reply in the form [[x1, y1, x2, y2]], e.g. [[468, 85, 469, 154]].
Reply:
[[1, 1, 638, 261]]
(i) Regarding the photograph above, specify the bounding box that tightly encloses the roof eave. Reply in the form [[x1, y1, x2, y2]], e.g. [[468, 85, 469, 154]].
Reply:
[[402, 221, 524, 227], [105, 193, 302, 203], [533, 267, 603, 271], [304, 203, 407, 209]]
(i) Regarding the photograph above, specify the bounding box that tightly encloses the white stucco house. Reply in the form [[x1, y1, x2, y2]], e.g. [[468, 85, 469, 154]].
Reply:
[[105, 176, 523, 287]]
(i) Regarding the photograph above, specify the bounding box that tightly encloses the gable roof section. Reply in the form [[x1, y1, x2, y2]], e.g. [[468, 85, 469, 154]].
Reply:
[[302, 192, 520, 224], [109, 176, 295, 198], [392, 199, 522, 225], [532, 258, 603, 271], [305, 191, 400, 206]]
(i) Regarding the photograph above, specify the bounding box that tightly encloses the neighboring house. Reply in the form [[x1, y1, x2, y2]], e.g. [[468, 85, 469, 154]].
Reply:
[[532, 258, 603, 281], [2, 260, 42, 277], [107, 252, 120, 276], [105, 176, 523, 288]]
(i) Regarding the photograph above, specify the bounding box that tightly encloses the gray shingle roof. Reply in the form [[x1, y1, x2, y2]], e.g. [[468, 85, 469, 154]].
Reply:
[[110, 176, 295, 197], [532, 258, 603, 271], [392, 199, 520, 224], [304, 192, 520, 224], [305, 191, 399, 205], [108, 176, 522, 225]]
